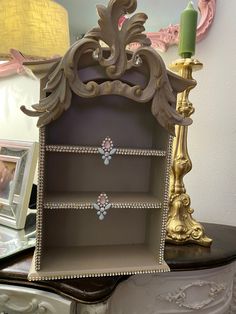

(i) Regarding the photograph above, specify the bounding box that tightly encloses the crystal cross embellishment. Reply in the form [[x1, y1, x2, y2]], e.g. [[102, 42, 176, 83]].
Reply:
[[93, 193, 111, 220], [98, 137, 116, 165]]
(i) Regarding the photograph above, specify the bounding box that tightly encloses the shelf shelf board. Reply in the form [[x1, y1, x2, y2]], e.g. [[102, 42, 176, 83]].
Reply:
[[29, 244, 169, 280], [45, 145, 166, 157], [44, 192, 162, 209]]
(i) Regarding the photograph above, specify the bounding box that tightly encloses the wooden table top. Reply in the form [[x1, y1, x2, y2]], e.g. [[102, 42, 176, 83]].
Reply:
[[0, 223, 235, 304], [165, 223, 236, 271]]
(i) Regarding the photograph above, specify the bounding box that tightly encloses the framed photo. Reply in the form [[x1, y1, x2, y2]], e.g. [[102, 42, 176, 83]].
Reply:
[[0, 155, 21, 206], [0, 140, 38, 229]]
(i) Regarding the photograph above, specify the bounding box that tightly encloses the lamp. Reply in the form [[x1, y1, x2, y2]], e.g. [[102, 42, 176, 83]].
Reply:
[[0, 0, 70, 60], [0, 3, 69, 218]]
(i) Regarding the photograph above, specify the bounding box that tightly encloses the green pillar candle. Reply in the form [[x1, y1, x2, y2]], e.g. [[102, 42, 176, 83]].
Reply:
[[178, 1, 198, 59]]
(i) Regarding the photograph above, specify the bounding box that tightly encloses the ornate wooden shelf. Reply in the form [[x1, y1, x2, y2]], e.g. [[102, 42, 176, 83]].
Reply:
[[21, 0, 194, 281]]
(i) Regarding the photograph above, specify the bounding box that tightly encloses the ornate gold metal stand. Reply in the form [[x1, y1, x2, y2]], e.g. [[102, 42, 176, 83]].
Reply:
[[166, 58, 212, 247]]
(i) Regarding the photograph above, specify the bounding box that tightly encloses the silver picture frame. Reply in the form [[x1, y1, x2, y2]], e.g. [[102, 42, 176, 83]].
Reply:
[[0, 155, 21, 206], [0, 140, 38, 229]]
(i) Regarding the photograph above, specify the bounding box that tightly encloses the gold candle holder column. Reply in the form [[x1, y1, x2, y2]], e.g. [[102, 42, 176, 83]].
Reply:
[[166, 58, 212, 247]]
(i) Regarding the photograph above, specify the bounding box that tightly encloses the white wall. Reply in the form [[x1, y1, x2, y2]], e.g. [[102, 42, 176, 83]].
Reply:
[[160, 0, 236, 226], [0, 73, 40, 183], [0, 74, 39, 141], [0, 0, 235, 226]]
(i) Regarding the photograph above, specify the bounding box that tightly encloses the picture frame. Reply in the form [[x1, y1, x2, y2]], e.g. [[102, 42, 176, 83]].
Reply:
[[0, 155, 21, 206], [0, 140, 38, 229]]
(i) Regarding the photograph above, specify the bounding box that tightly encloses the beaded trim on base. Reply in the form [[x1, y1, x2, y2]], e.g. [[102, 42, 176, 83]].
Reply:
[[28, 267, 170, 281]]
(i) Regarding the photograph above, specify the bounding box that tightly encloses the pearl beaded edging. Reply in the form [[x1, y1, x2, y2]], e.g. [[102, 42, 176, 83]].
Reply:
[[28, 267, 170, 281], [45, 145, 166, 157], [33, 132, 172, 279]]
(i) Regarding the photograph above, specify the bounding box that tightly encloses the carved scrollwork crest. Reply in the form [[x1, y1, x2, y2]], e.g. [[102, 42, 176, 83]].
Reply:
[[21, 0, 195, 135]]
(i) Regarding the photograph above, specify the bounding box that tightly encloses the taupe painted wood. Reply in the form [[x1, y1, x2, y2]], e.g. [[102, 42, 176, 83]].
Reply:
[[21, 0, 194, 135], [20, 0, 196, 280]]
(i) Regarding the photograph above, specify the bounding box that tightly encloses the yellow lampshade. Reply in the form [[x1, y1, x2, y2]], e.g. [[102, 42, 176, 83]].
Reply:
[[0, 0, 70, 59]]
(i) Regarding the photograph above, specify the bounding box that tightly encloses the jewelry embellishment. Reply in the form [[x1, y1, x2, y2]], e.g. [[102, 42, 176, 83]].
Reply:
[[93, 193, 111, 220], [98, 137, 116, 165]]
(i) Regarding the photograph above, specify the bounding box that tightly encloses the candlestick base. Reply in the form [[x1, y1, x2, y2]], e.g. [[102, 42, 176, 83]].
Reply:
[[166, 58, 212, 247], [166, 193, 212, 247]]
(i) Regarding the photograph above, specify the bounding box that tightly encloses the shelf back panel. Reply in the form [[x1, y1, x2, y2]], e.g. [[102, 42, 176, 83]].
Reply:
[[42, 209, 148, 247], [45, 94, 169, 151], [45, 153, 152, 193], [40, 244, 162, 274]]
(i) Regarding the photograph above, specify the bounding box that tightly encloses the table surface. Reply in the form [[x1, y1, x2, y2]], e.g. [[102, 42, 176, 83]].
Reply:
[[0, 222, 235, 304]]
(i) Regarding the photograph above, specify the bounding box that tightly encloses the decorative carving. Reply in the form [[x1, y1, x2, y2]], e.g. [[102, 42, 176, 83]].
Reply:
[[166, 58, 212, 247], [158, 280, 226, 310], [127, 0, 216, 52], [85, 0, 151, 79], [0, 294, 55, 313], [21, 0, 195, 136]]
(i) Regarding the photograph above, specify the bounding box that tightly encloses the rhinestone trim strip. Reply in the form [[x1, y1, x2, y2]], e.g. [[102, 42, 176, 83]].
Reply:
[[44, 202, 162, 210], [116, 148, 166, 157], [45, 145, 166, 157], [28, 267, 169, 281], [35, 127, 46, 271], [44, 203, 94, 209], [111, 202, 161, 209], [158, 136, 173, 265]]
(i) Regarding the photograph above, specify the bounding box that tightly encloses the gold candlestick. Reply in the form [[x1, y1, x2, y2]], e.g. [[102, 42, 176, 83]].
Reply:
[[166, 58, 212, 247]]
